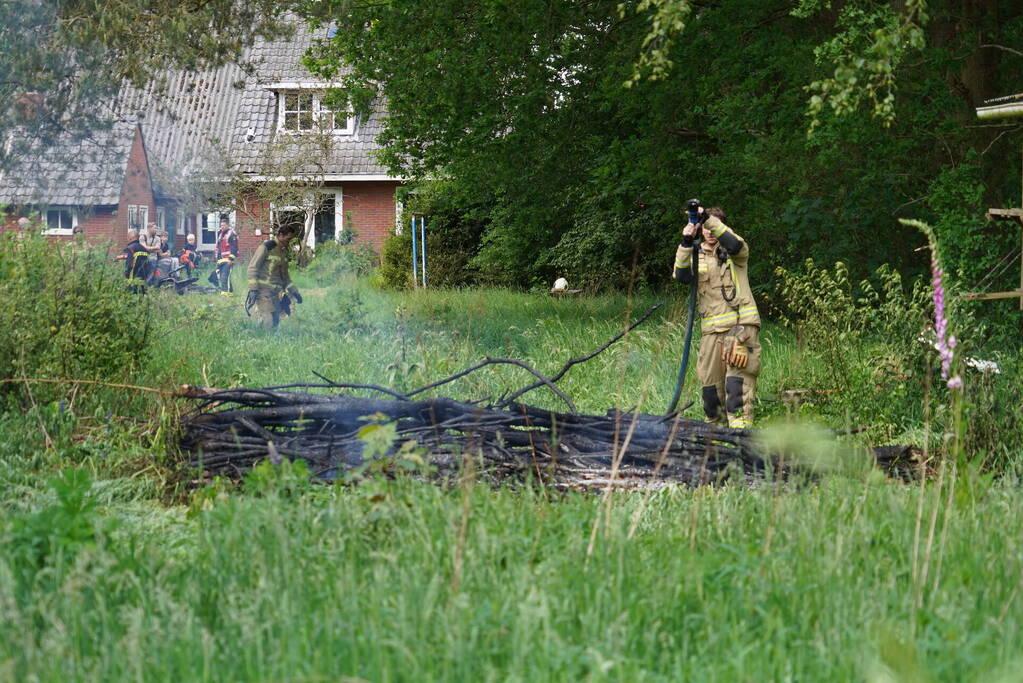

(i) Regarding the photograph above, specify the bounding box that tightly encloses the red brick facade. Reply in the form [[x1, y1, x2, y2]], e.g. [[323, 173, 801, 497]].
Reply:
[[75, 126, 155, 246], [343, 181, 401, 252], [115, 127, 156, 244], [228, 181, 401, 259]]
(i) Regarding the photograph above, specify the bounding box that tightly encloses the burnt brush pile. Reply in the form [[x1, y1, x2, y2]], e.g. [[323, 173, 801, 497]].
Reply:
[[180, 388, 769, 487], [178, 304, 921, 488]]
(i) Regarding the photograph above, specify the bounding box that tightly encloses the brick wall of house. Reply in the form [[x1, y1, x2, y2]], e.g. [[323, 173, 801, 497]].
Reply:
[[3, 126, 156, 249], [78, 206, 120, 243], [235, 195, 275, 256], [343, 181, 400, 252], [11, 125, 158, 248], [1, 207, 119, 246], [225, 181, 400, 259]]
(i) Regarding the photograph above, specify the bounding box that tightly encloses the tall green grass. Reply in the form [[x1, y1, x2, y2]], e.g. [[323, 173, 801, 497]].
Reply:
[[2, 468, 1022, 680], [2, 248, 1022, 680]]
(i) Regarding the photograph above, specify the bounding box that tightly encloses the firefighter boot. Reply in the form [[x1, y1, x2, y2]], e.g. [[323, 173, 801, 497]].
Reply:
[[701, 385, 725, 424]]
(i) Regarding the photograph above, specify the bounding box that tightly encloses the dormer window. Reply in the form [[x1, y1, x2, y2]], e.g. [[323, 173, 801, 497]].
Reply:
[[318, 100, 355, 135], [282, 93, 314, 131], [273, 84, 355, 135]]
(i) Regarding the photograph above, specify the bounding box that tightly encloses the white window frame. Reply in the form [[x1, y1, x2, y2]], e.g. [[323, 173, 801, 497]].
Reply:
[[43, 207, 77, 236], [273, 190, 343, 250], [176, 213, 186, 236], [127, 204, 149, 233], [317, 99, 355, 135], [276, 90, 355, 136], [279, 92, 315, 133], [317, 189, 344, 246], [270, 200, 314, 248]]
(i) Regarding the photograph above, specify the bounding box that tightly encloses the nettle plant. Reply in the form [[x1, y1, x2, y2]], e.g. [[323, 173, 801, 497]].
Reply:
[[774, 259, 930, 421]]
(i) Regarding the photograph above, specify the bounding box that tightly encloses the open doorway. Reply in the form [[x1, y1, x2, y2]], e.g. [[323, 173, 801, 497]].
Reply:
[[197, 210, 235, 253], [314, 193, 337, 246]]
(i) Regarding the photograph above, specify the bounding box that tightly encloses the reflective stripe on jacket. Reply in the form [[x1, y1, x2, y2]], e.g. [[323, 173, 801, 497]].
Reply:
[[673, 224, 760, 333], [215, 229, 238, 260], [247, 240, 292, 293]]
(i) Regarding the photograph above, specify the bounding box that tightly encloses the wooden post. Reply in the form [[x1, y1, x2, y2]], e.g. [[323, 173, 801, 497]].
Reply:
[[974, 98, 1023, 310]]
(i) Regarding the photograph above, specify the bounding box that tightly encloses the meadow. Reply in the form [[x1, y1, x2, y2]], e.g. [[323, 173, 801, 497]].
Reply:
[[1, 241, 1022, 681]]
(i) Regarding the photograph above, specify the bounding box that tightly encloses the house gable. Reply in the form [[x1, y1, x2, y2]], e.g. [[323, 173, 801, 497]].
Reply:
[[115, 124, 157, 242]]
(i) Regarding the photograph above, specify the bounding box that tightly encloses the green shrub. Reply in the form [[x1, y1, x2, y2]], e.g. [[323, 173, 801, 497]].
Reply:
[[379, 229, 414, 289], [304, 239, 378, 279], [380, 221, 483, 289], [773, 258, 1022, 465], [540, 210, 674, 292], [956, 349, 1023, 469], [774, 259, 931, 432], [381, 182, 486, 289], [925, 158, 1022, 341], [0, 232, 155, 406]]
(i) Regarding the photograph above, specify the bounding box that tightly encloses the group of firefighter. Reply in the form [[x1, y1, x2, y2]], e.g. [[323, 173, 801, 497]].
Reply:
[[118, 203, 759, 429], [121, 216, 303, 330]]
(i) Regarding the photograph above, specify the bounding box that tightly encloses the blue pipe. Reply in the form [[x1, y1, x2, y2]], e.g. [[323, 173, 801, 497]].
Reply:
[[420, 215, 427, 287], [410, 216, 418, 287]]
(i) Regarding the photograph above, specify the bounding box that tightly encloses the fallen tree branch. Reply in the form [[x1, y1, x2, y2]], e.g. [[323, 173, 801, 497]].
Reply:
[[180, 386, 767, 488], [0, 377, 172, 395], [405, 357, 577, 413]]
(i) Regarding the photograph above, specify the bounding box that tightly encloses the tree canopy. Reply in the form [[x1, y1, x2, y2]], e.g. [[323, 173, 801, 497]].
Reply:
[[303, 0, 1023, 306], [1, 0, 298, 170]]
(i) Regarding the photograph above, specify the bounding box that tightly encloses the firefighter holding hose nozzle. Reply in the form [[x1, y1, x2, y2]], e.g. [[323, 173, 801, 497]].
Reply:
[[672, 201, 761, 428]]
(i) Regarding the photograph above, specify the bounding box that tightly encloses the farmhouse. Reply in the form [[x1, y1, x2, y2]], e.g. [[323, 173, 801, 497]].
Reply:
[[0, 24, 401, 258]]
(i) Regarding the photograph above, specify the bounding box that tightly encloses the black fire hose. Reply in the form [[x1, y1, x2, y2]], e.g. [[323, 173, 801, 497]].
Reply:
[[666, 240, 699, 414]]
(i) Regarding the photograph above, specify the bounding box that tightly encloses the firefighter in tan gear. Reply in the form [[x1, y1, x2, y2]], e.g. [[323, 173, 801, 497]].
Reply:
[[245, 223, 303, 328], [672, 206, 761, 428]]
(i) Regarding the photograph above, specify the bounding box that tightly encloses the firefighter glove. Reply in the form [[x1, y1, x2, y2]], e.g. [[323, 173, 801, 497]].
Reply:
[[244, 290, 258, 316], [729, 341, 749, 368], [720, 325, 748, 368], [278, 291, 292, 316], [720, 334, 736, 363], [704, 215, 724, 236]]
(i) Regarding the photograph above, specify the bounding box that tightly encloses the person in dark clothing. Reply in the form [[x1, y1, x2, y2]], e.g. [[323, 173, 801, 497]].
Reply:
[[122, 228, 152, 293]]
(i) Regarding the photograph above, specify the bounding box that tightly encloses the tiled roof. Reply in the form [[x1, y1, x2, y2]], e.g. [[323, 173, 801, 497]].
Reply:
[[134, 23, 392, 183], [227, 25, 390, 176], [0, 23, 395, 207], [0, 119, 138, 206]]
